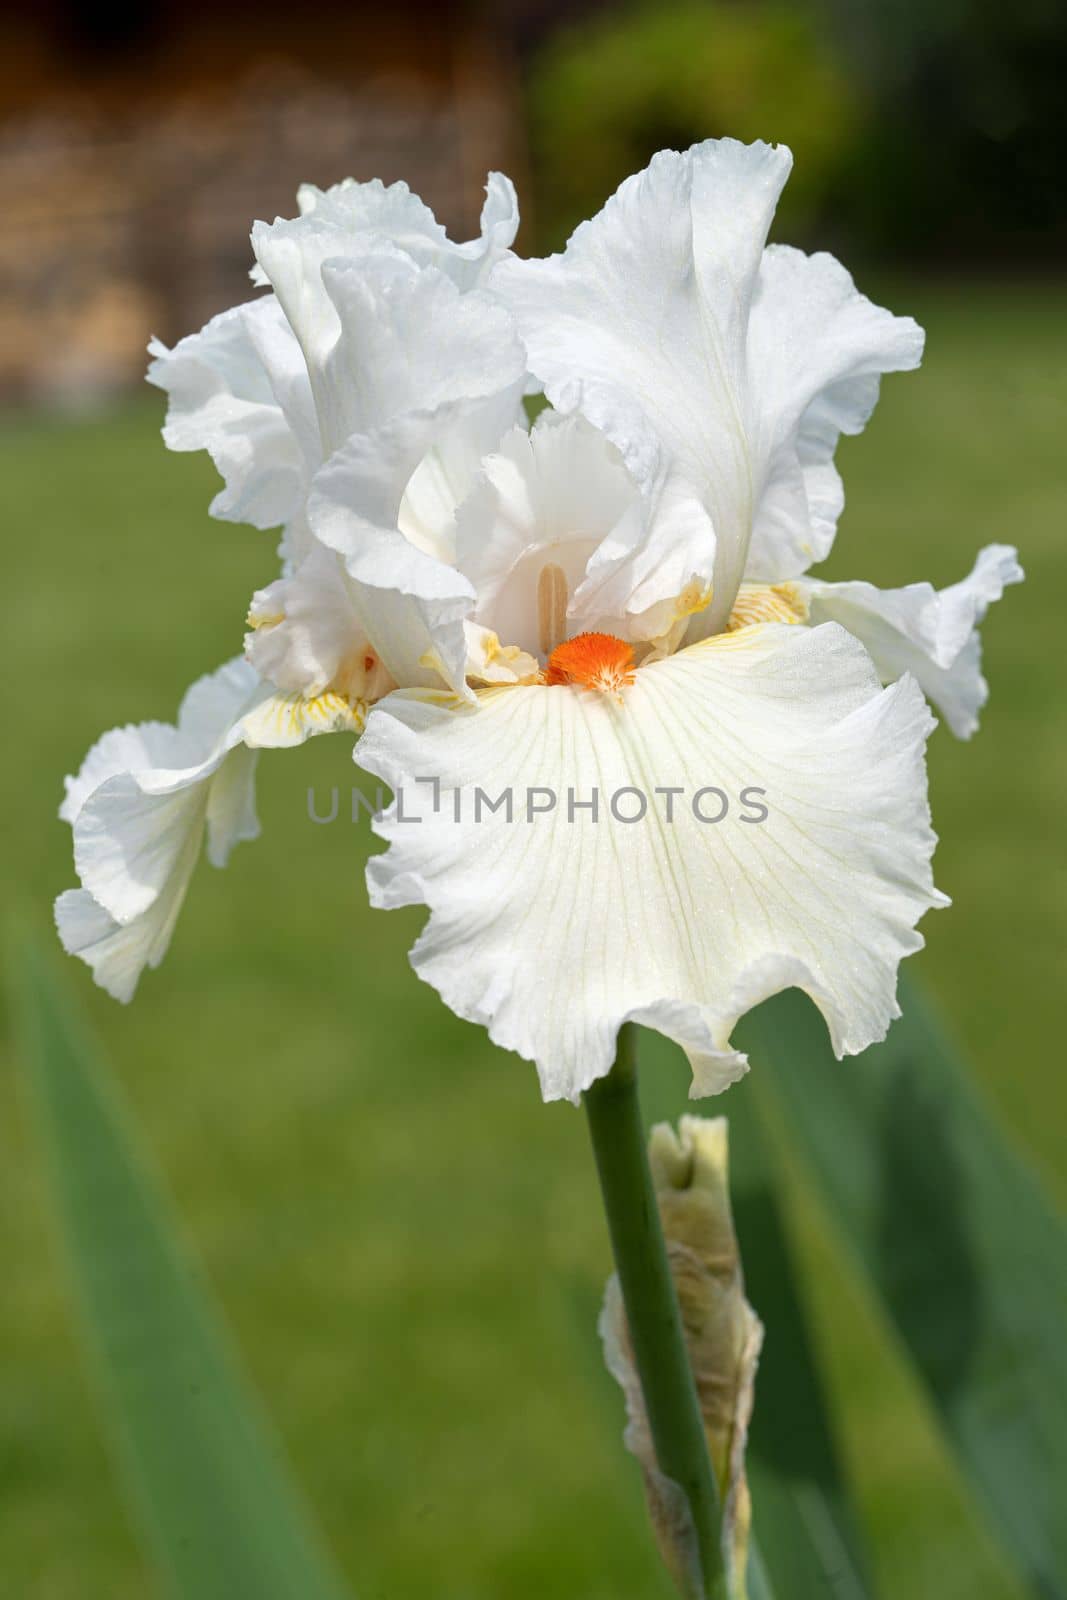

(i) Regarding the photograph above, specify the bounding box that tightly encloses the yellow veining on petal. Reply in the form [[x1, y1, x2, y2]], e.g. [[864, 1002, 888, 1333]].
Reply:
[[299, 691, 366, 732], [726, 582, 808, 632], [242, 689, 366, 747]]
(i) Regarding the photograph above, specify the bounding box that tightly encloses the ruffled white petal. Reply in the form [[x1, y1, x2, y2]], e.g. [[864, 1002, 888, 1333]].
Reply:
[[396, 381, 528, 564], [358, 622, 944, 1103], [58, 679, 259, 1000], [55, 657, 365, 1000], [245, 540, 394, 704], [292, 171, 518, 291], [56, 671, 263, 995], [464, 622, 540, 686], [153, 178, 520, 569], [309, 416, 484, 696], [55, 879, 192, 1005], [301, 278, 525, 691], [60, 721, 190, 827], [147, 296, 319, 561], [316, 255, 523, 456], [251, 229, 525, 459], [799, 544, 1023, 737], [494, 139, 922, 630], [744, 246, 924, 582], [204, 743, 260, 868], [175, 657, 261, 751], [494, 140, 787, 625], [243, 233, 527, 700], [68, 660, 262, 925]]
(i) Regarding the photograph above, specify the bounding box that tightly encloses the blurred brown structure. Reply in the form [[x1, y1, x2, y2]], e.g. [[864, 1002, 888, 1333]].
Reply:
[[0, 3, 525, 403]]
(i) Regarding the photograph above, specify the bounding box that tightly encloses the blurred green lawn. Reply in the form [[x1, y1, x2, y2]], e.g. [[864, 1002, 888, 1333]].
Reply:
[[1, 281, 1064, 1599]]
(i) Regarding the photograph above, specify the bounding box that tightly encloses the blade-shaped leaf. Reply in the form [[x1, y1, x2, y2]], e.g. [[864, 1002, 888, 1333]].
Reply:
[[639, 1034, 876, 1600], [741, 976, 1067, 1600], [11, 940, 352, 1600]]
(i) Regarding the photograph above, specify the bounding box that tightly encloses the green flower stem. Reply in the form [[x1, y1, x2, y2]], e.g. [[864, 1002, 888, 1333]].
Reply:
[[584, 1024, 727, 1600]]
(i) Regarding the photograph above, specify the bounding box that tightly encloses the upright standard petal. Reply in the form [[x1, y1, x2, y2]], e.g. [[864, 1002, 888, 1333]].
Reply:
[[147, 296, 320, 562], [308, 409, 487, 697], [798, 544, 1023, 737], [281, 260, 527, 696], [495, 140, 787, 633], [494, 139, 922, 631], [743, 246, 924, 582], [293, 171, 519, 291], [358, 622, 944, 1103], [251, 228, 524, 459]]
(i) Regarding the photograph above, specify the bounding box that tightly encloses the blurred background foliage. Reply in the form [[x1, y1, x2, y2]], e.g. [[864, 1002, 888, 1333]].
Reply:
[[2, 2, 1064, 1598], [527, 0, 860, 251], [526, 0, 1067, 261]]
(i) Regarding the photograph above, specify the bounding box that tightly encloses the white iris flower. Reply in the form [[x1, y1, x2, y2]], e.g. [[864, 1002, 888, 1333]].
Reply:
[[56, 141, 1020, 1102]]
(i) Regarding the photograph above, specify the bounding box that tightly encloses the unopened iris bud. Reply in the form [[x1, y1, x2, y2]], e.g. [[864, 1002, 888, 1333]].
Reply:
[[600, 1115, 762, 1599]]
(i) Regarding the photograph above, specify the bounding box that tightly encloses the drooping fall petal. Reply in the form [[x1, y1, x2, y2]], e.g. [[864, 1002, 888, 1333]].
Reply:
[[358, 621, 945, 1102]]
